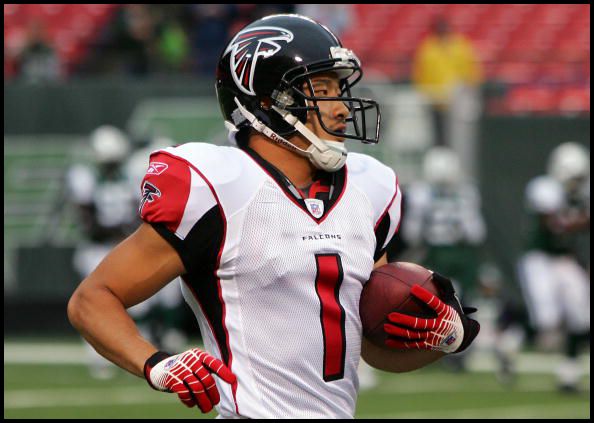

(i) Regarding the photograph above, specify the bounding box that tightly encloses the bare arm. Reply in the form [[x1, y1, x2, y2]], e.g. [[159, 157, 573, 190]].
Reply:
[[67, 223, 186, 378], [360, 253, 445, 372], [543, 211, 590, 234]]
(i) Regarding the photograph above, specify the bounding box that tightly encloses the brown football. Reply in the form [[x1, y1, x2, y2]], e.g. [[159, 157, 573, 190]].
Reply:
[[360, 262, 439, 348]]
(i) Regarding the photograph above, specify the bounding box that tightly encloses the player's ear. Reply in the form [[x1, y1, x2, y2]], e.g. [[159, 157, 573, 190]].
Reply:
[[260, 97, 272, 110]]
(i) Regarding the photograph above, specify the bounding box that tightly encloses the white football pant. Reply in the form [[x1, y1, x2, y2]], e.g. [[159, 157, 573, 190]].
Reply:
[[518, 251, 590, 333]]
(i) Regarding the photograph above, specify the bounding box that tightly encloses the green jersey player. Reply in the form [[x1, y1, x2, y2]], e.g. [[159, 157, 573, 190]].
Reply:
[[517, 142, 590, 392]]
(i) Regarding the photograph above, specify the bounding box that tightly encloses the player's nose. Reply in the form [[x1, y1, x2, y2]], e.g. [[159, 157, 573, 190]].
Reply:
[[334, 99, 350, 123]]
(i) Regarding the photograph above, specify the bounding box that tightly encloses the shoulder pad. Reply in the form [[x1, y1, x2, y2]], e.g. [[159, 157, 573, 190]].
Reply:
[[146, 143, 265, 230], [347, 153, 399, 223]]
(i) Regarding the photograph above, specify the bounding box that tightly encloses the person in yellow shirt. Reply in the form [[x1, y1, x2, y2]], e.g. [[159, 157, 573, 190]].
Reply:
[[412, 18, 483, 148]]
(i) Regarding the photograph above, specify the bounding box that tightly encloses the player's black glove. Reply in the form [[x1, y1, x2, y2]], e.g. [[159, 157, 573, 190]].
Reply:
[[384, 272, 480, 354]]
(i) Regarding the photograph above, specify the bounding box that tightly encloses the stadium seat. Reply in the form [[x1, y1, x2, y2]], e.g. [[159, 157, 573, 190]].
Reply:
[[4, 4, 120, 77], [5, 2, 590, 100], [538, 62, 582, 85], [505, 86, 558, 115], [339, 3, 590, 89], [556, 86, 590, 114], [492, 62, 538, 85]]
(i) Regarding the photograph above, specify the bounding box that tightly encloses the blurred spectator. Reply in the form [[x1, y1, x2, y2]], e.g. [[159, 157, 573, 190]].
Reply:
[[516, 142, 590, 393], [12, 19, 61, 82], [187, 4, 238, 75], [412, 17, 483, 174], [185, 4, 294, 75], [80, 4, 160, 76], [81, 4, 191, 76], [112, 4, 159, 75], [296, 4, 353, 37], [74, 4, 295, 77], [156, 15, 190, 72]]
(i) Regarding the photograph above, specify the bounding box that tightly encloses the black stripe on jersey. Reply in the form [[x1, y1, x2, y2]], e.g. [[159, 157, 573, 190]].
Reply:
[[374, 213, 391, 262], [332, 256, 347, 383], [150, 206, 230, 365]]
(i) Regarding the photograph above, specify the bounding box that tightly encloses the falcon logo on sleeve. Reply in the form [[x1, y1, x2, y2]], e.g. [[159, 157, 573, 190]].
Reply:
[[224, 26, 294, 96], [139, 181, 162, 214]]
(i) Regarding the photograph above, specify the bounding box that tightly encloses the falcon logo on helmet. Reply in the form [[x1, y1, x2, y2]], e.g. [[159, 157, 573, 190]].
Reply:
[[224, 26, 294, 96]]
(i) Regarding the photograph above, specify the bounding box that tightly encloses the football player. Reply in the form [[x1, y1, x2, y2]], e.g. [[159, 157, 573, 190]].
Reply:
[[517, 142, 590, 392], [66, 125, 137, 379], [402, 146, 487, 299], [68, 14, 479, 418]]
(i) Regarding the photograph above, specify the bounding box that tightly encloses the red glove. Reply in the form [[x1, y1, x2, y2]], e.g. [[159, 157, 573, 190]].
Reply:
[[384, 273, 480, 354], [144, 348, 237, 413]]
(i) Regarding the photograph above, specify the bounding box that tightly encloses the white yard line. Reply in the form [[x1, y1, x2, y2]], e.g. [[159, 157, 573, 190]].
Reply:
[[372, 378, 561, 394], [4, 344, 89, 364], [358, 403, 590, 419], [4, 387, 173, 409], [5, 377, 588, 410], [5, 342, 588, 374]]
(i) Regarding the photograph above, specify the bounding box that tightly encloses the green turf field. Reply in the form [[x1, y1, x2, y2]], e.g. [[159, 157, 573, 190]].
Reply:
[[4, 343, 590, 419]]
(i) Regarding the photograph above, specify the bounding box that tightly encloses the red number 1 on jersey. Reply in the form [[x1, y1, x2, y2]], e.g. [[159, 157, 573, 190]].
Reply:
[[314, 254, 346, 382]]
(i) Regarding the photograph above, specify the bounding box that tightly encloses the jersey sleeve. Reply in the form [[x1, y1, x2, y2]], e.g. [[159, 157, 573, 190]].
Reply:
[[139, 151, 221, 273], [347, 153, 403, 262], [139, 152, 190, 232]]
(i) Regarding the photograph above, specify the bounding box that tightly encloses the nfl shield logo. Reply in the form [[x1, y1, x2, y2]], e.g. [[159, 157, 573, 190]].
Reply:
[[305, 199, 324, 218], [443, 335, 456, 346]]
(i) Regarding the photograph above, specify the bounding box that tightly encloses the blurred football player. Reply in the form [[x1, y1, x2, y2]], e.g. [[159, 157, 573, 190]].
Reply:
[[400, 146, 486, 373], [402, 147, 487, 299], [66, 125, 136, 378], [68, 14, 479, 418], [517, 142, 590, 392], [472, 262, 526, 385]]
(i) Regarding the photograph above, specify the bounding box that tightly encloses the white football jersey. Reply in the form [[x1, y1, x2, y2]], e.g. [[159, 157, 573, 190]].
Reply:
[[402, 181, 486, 247], [139, 143, 401, 418]]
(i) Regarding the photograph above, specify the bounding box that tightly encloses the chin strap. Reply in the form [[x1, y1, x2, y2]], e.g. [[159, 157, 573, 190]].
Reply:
[[272, 105, 347, 172], [232, 97, 347, 172]]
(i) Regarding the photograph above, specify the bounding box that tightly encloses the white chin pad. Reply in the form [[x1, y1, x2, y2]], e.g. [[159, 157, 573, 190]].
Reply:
[[307, 140, 347, 172]]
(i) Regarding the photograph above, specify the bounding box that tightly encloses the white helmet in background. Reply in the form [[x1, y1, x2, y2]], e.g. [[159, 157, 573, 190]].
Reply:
[[423, 146, 463, 186], [547, 142, 589, 184], [90, 125, 131, 164], [147, 135, 174, 152], [124, 136, 174, 190]]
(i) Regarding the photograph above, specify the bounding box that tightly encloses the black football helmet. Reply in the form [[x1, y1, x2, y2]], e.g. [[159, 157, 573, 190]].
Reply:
[[216, 14, 380, 171]]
